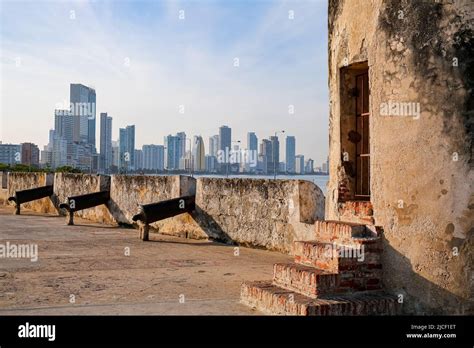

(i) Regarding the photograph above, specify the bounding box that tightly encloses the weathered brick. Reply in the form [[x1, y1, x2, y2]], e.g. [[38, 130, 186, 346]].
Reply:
[[272, 263, 338, 298], [241, 281, 401, 316]]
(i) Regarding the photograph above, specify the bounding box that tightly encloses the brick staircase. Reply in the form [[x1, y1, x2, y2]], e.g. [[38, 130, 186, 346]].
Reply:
[[240, 220, 400, 315]]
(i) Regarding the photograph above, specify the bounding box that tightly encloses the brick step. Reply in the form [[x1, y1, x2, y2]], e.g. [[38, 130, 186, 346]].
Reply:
[[338, 201, 375, 225], [273, 262, 382, 297], [293, 240, 382, 272], [314, 220, 380, 245], [241, 281, 400, 316], [272, 263, 338, 298]]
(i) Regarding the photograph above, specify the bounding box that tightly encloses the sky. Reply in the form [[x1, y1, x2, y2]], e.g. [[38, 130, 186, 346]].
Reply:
[[0, 0, 328, 165]]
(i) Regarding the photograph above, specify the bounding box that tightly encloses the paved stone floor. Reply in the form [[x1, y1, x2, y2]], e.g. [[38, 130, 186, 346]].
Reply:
[[0, 206, 291, 315]]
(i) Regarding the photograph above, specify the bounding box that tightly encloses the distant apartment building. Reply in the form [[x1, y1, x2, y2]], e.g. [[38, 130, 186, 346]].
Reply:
[[205, 155, 217, 172], [20, 142, 40, 167], [305, 158, 314, 174], [285, 136, 296, 173], [209, 135, 219, 157], [279, 162, 286, 173], [111, 141, 120, 170], [269, 136, 280, 174], [143, 144, 164, 171], [0, 144, 21, 165], [193, 136, 206, 172], [259, 139, 272, 174], [70, 83, 96, 147], [134, 149, 143, 170], [177, 132, 186, 165], [218, 126, 231, 173], [164, 134, 180, 170], [119, 125, 135, 171], [99, 113, 113, 173], [295, 155, 305, 174], [247, 132, 258, 172]]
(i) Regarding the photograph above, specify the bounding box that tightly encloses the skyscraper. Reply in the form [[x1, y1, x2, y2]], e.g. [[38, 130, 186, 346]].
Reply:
[[192, 136, 206, 172], [209, 135, 219, 157], [247, 132, 258, 172], [99, 113, 113, 173], [177, 132, 186, 161], [270, 136, 280, 174], [259, 139, 272, 174], [218, 126, 231, 173], [143, 145, 164, 171], [119, 125, 135, 171], [111, 141, 120, 169], [54, 109, 74, 166], [285, 136, 296, 173], [164, 135, 180, 170], [70, 84, 96, 147], [247, 132, 258, 154], [219, 126, 231, 152]]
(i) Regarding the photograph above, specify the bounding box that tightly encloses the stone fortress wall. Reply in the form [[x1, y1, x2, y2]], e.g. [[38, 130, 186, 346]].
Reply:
[[1, 172, 325, 254]]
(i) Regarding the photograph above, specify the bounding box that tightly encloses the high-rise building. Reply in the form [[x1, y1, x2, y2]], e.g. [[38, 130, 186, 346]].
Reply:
[[219, 126, 231, 152], [247, 132, 258, 153], [143, 145, 164, 171], [54, 109, 75, 165], [99, 113, 113, 173], [279, 162, 286, 173], [295, 155, 305, 174], [219, 126, 231, 173], [247, 132, 258, 173], [164, 135, 180, 170], [119, 125, 135, 171], [177, 132, 186, 161], [192, 136, 206, 172], [285, 136, 296, 173], [0, 144, 21, 165], [321, 156, 329, 174], [20, 143, 40, 167], [111, 141, 120, 170], [70, 83, 96, 147], [43, 129, 67, 169], [40, 130, 55, 168], [269, 136, 280, 174], [305, 158, 314, 173], [134, 149, 144, 170], [205, 155, 217, 172], [54, 109, 74, 143], [259, 139, 272, 174], [209, 135, 219, 157]]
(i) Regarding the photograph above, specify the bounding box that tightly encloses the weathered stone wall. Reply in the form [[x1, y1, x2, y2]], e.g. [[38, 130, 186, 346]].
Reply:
[[4, 172, 326, 254], [53, 173, 115, 224], [327, 0, 473, 314], [0, 172, 8, 205], [6, 172, 57, 214], [195, 178, 325, 253], [108, 175, 205, 239]]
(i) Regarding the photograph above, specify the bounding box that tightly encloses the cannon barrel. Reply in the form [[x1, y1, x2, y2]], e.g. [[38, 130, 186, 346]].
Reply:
[[59, 190, 110, 225], [132, 195, 195, 225], [8, 185, 54, 215], [59, 191, 110, 212]]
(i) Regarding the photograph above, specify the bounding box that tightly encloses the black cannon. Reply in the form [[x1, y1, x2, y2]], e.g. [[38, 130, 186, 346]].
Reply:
[[59, 191, 110, 225], [8, 185, 54, 215], [132, 195, 195, 241]]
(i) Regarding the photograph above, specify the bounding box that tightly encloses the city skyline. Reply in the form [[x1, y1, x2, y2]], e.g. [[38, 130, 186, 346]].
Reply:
[[0, 0, 329, 165]]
